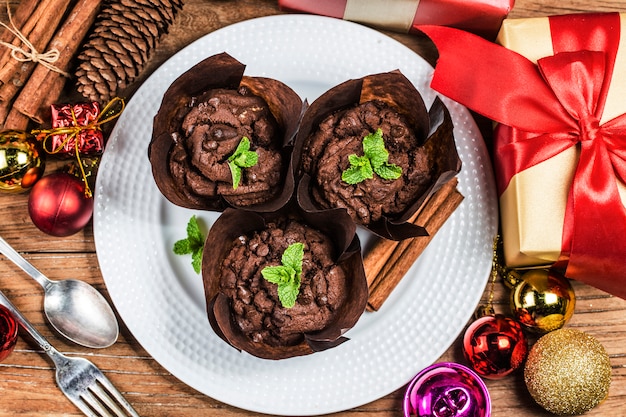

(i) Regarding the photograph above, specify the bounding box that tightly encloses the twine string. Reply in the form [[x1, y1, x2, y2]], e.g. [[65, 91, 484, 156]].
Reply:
[[0, 2, 70, 77]]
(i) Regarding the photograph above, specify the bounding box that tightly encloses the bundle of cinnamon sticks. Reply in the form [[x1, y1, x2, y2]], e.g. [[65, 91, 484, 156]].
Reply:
[[0, 0, 102, 130], [364, 177, 464, 311]]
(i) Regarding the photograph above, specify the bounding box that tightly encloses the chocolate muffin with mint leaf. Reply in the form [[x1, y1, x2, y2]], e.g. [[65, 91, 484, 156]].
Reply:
[[149, 52, 303, 212], [202, 207, 367, 360], [294, 70, 461, 240]]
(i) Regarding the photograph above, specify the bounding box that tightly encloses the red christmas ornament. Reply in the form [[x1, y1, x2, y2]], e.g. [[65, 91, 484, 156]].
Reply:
[[0, 304, 18, 362], [28, 172, 94, 237], [462, 314, 528, 380]]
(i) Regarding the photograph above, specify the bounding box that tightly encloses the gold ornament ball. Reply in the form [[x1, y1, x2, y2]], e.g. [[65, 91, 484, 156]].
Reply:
[[509, 269, 575, 333], [0, 130, 45, 192], [524, 328, 611, 415]]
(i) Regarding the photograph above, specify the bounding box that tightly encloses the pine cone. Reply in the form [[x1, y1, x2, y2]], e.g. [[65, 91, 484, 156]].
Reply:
[[74, 0, 184, 103]]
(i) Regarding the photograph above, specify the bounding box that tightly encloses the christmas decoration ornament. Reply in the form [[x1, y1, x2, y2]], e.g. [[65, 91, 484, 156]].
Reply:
[[0, 0, 101, 128], [0, 304, 18, 362], [33, 97, 124, 197], [0, 130, 45, 192], [505, 268, 575, 333], [74, 0, 185, 103], [462, 236, 529, 380], [63, 157, 100, 193], [28, 172, 94, 237], [524, 328, 611, 415], [46, 102, 106, 157], [403, 362, 491, 417], [463, 313, 528, 380]]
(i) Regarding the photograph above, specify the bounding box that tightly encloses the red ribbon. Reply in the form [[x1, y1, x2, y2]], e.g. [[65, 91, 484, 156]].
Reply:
[[418, 14, 626, 298]]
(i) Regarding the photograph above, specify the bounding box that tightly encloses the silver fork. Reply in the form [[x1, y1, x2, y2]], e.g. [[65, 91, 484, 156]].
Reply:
[[0, 290, 140, 417]]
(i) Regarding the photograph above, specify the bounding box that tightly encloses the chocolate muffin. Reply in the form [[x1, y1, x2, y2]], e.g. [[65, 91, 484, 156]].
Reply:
[[301, 100, 433, 225], [221, 219, 346, 346], [294, 70, 461, 240], [150, 52, 303, 212], [169, 86, 283, 206], [203, 207, 367, 360]]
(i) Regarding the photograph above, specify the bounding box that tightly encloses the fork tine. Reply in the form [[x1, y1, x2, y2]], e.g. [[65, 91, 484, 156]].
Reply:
[[67, 394, 101, 417], [81, 389, 115, 417], [89, 381, 130, 417], [94, 374, 140, 417]]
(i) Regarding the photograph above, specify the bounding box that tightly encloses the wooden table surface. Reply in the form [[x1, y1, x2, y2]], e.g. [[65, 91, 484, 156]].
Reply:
[[1, 0, 625, 416]]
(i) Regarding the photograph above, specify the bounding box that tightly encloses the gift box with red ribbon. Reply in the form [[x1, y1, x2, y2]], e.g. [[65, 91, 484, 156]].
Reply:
[[49, 102, 104, 156], [278, 0, 515, 40], [419, 13, 626, 299]]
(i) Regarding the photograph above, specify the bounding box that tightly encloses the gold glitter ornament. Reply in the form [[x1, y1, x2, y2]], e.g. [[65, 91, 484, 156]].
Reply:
[[524, 328, 611, 415]]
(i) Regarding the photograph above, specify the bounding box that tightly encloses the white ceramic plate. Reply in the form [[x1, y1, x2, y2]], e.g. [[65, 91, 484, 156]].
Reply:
[[93, 15, 498, 416]]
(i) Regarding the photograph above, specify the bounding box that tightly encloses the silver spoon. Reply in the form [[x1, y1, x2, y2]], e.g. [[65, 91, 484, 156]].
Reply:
[[0, 236, 119, 349]]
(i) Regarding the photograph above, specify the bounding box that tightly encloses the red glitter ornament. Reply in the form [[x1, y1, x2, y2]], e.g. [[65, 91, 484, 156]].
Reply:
[[0, 304, 18, 362], [462, 314, 528, 380], [28, 172, 94, 237]]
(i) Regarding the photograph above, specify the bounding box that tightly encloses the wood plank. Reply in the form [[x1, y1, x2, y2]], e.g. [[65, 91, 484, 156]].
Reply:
[[0, 0, 625, 415]]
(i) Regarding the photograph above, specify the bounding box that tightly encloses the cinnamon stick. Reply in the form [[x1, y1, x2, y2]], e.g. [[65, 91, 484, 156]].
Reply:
[[363, 235, 401, 287], [365, 178, 464, 311], [364, 177, 459, 286], [0, 0, 72, 102], [12, 0, 102, 123], [0, 96, 10, 126], [0, 0, 40, 75], [0, 0, 66, 83], [33, 73, 66, 124], [363, 204, 426, 287], [3, 106, 29, 130]]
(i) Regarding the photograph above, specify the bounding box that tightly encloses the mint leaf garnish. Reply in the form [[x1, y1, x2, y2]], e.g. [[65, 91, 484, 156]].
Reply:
[[375, 161, 403, 180], [227, 137, 259, 189], [362, 128, 389, 167], [341, 128, 402, 184], [277, 284, 299, 310], [173, 215, 205, 274], [341, 154, 374, 184], [261, 242, 304, 308]]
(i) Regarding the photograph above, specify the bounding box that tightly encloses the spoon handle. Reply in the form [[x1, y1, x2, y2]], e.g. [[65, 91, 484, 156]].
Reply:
[[0, 236, 51, 289], [0, 289, 61, 360]]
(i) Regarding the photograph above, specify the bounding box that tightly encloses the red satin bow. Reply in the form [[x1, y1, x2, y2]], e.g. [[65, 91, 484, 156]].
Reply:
[[418, 13, 626, 298]]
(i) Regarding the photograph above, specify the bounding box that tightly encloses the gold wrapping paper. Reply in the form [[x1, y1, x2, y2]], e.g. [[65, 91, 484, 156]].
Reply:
[[344, 0, 420, 32], [496, 16, 626, 268]]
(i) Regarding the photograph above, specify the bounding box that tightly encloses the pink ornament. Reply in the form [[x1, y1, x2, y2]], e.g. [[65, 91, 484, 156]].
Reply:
[[462, 314, 528, 379], [403, 362, 491, 417], [0, 305, 18, 362], [28, 172, 94, 237]]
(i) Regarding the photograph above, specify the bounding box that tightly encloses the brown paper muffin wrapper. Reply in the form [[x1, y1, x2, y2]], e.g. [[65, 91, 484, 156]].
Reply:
[[149, 52, 304, 212], [293, 70, 461, 240], [202, 205, 368, 360]]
